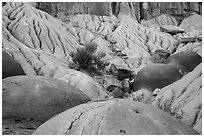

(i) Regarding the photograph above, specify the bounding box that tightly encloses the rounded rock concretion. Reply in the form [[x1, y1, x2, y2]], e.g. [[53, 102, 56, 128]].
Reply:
[[164, 50, 202, 75], [133, 64, 182, 92], [2, 50, 26, 79], [33, 99, 199, 135], [3, 76, 91, 123]]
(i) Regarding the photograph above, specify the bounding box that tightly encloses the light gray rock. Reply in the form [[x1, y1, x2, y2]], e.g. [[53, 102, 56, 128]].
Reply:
[[33, 99, 199, 135]]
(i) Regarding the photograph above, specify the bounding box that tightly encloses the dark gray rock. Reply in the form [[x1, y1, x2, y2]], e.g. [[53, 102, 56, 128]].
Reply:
[[133, 64, 182, 92], [165, 50, 202, 75], [2, 50, 26, 79]]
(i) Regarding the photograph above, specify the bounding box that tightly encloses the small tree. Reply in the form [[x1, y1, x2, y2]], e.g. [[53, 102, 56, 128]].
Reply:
[[70, 43, 109, 75]]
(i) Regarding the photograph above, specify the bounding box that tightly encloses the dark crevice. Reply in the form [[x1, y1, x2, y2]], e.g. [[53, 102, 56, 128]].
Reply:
[[66, 112, 83, 134], [120, 129, 126, 134]]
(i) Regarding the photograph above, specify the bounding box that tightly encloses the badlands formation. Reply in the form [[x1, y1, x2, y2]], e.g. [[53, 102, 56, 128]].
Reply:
[[2, 2, 202, 135]]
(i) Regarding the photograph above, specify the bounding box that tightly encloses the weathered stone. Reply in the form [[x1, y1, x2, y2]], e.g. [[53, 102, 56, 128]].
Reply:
[[175, 42, 202, 56], [153, 63, 202, 134], [101, 75, 121, 89], [180, 36, 197, 43], [110, 87, 125, 98], [33, 99, 199, 135], [165, 50, 202, 75], [160, 25, 185, 35], [79, 29, 95, 45], [56, 69, 108, 100], [109, 64, 133, 80], [2, 76, 91, 123], [133, 64, 182, 92], [121, 78, 131, 93], [150, 48, 170, 63], [141, 14, 178, 29], [2, 50, 26, 79], [179, 13, 202, 33], [106, 85, 118, 92]]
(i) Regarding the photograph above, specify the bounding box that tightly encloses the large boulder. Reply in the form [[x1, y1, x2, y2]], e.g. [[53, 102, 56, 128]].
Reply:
[[160, 25, 185, 35], [33, 99, 199, 135], [2, 50, 26, 79], [179, 13, 202, 33], [56, 69, 108, 100], [133, 64, 182, 92], [164, 50, 202, 75], [3, 76, 91, 122], [140, 14, 178, 29]]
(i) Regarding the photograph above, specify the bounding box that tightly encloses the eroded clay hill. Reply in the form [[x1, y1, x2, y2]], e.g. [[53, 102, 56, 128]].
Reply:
[[2, 2, 202, 135]]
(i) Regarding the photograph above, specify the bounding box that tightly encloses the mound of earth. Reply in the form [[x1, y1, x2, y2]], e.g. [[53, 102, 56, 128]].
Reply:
[[33, 99, 199, 135]]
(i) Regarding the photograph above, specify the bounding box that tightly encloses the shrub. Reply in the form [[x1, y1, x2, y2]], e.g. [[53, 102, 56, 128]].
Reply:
[[70, 43, 109, 75]]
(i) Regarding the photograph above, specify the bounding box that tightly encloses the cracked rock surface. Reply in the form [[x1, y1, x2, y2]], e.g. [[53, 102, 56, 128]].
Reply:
[[33, 99, 199, 135]]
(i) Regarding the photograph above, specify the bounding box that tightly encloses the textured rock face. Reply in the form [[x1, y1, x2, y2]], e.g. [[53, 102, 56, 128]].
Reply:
[[34, 2, 202, 21], [179, 13, 202, 33], [153, 63, 202, 133], [2, 2, 183, 77], [33, 99, 199, 135], [2, 2, 202, 134], [3, 2, 81, 77], [3, 76, 90, 122]]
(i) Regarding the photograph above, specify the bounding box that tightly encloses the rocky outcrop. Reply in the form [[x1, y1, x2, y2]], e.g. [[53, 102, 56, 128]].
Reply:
[[33, 99, 199, 135], [153, 63, 202, 133], [3, 2, 81, 77], [2, 2, 182, 77], [34, 2, 202, 21], [179, 13, 202, 33], [2, 2, 202, 134], [3, 76, 90, 122]]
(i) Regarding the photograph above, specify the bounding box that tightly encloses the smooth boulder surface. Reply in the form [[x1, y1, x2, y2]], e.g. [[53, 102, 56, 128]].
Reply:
[[2, 50, 26, 79], [133, 64, 182, 92], [164, 50, 202, 75], [3, 76, 91, 122], [33, 99, 199, 135]]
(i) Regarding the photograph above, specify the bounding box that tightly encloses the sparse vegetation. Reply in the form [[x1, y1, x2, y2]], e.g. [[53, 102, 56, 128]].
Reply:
[[70, 42, 109, 76]]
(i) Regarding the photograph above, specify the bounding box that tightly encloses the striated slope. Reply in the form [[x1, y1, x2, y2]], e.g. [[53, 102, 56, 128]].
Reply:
[[3, 2, 81, 77], [153, 63, 202, 133], [2, 2, 180, 76]]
